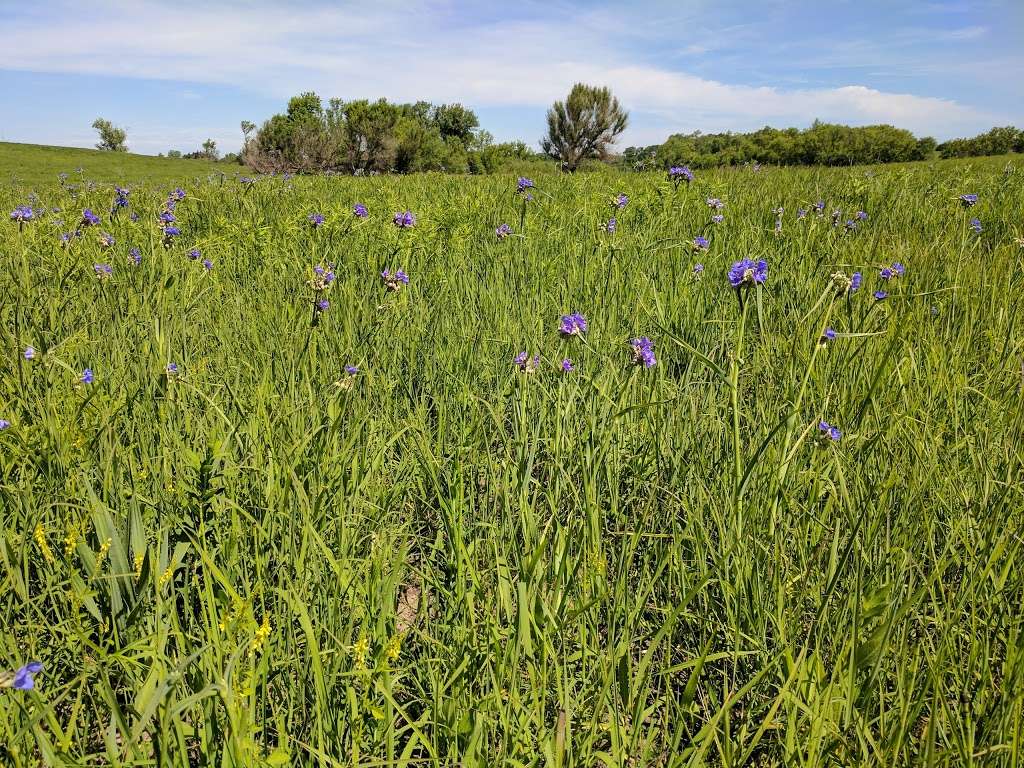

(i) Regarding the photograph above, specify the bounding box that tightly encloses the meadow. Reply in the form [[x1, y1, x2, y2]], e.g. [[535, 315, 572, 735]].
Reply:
[[1, 147, 1023, 767]]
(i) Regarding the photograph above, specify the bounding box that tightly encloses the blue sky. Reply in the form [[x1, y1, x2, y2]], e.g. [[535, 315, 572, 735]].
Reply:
[[0, 0, 1020, 155]]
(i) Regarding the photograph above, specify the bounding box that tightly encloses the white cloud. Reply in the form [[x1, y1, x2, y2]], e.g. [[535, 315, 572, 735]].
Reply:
[[0, 0, 1010, 150]]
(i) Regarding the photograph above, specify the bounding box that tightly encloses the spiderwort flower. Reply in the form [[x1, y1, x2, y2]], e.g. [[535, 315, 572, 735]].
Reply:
[[24, 346, 35, 360], [382, 269, 410, 291], [693, 236, 709, 251], [344, 364, 359, 375], [353, 203, 369, 218], [603, 218, 617, 234], [693, 263, 704, 280], [81, 209, 100, 227], [202, 259, 213, 271], [166, 362, 178, 376], [668, 166, 693, 187], [706, 197, 724, 210], [129, 247, 141, 266], [561, 358, 574, 372], [818, 421, 842, 441], [892, 263, 905, 277], [855, 211, 868, 221], [308, 212, 325, 228], [188, 248, 200, 261], [10, 205, 34, 225], [631, 336, 656, 368], [970, 218, 982, 233], [5, 662, 43, 690], [850, 272, 862, 292], [959, 193, 978, 208], [514, 351, 540, 373], [80, 368, 94, 385], [728, 258, 768, 288], [880, 266, 894, 280], [93, 263, 112, 279], [612, 193, 629, 209], [496, 223, 512, 239], [99, 232, 115, 248], [820, 327, 837, 344], [393, 211, 416, 228], [712, 214, 725, 224], [874, 290, 888, 300], [0, 418, 10, 431], [173, 187, 186, 201], [162, 226, 181, 248], [559, 313, 588, 336], [59, 232, 76, 247], [813, 201, 826, 214], [316, 298, 329, 312], [845, 219, 857, 231], [516, 177, 535, 194], [158, 211, 176, 227], [797, 208, 808, 219]]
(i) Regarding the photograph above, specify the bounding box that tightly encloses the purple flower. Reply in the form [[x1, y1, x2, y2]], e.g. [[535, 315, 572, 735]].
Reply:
[[80, 368, 94, 385], [693, 263, 704, 277], [59, 231, 76, 246], [559, 313, 588, 336], [129, 247, 141, 266], [344, 364, 359, 375], [10, 205, 34, 223], [166, 362, 178, 375], [93, 263, 112, 279], [561, 358, 574, 372], [711, 214, 724, 224], [845, 219, 857, 231], [631, 336, 656, 368], [99, 232, 115, 248], [0, 419, 9, 431], [693, 236, 709, 251], [603, 218, 617, 234], [495, 223, 512, 239], [188, 248, 201, 261], [158, 211, 176, 226], [855, 211, 868, 221], [24, 346, 35, 360], [668, 166, 693, 186], [820, 327, 837, 344], [959, 193, 978, 208], [728, 258, 768, 288], [129, 212, 140, 222], [202, 259, 213, 271], [818, 421, 842, 441], [9, 661, 43, 690], [850, 272, 862, 292], [81, 209, 100, 227], [514, 351, 540, 373], [706, 198, 724, 210], [874, 290, 888, 300], [612, 193, 629, 209], [880, 266, 894, 280], [970, 218, 982, 233], [308, 212, 325, 228], [797, 208, 808, 219], [892, 263, 905, 277], [393, 211, 416, 228], [813, 201, 826, 214], [316, 298, 329, 312], [382, 269, 410, 291], [516, 177, 535, 194], [353, 203, 369, 218]]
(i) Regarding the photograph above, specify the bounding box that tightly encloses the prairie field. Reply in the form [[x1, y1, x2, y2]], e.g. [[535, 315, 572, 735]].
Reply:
[[1, 149, 1023, 766]]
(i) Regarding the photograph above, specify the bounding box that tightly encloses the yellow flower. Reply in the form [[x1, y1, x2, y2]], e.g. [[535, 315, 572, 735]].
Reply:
[[352, 635, 370, 668], [134, 553, 145, 579], [95, 537, 112, 571], [159, 564, 175, 588], [250, 615, 272, 654], [385, 635, 401, 662], [34, 523, 55, 565], [63, 528, 79, 557]]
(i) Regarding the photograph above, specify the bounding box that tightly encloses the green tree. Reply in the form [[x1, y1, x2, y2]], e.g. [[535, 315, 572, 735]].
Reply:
[[432, 104, 480, 146], [92, 118, 128, 152], [541, 83, 628, 171]]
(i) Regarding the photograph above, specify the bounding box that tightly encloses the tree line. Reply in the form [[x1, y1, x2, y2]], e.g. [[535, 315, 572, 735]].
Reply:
[[90, 85, 1023, 174], [624, 121, 1024, 170]]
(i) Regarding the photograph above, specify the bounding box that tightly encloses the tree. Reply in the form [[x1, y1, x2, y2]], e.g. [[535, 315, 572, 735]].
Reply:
[[167, 149, 182, 158], [202, 139, 219, 160], [541, 84, 628, 171], [92, 118, 128, 152], [432, 104, 479, 145]]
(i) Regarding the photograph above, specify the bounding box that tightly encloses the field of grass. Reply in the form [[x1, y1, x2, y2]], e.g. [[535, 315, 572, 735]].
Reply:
[[1, 151, 1023, 767], [0, 142, 245, 190]]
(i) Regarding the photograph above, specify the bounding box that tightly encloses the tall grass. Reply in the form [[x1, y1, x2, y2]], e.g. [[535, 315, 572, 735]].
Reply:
[[1, 156, 1023, 766]]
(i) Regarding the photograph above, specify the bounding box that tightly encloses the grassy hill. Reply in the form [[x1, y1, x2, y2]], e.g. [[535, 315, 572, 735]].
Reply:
[[0, 141, 247, 190]]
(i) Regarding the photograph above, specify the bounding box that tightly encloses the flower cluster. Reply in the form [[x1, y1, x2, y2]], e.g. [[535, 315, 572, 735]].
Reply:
[[832, 271, 862, 295], [631, 336, 656, 368], [558, 313, 588, 336], [516, 177, 535, 195], [81, 209, 100, 227], [99, 232, 115, 248], [129, 247, 141, 266], [93, 263, 113, 280], [112, 186, 130, 213], [353, 203, 369, 218], [818, 421, 842, 441], [612, 193, 629, 209], [514, 351, 541, 373], [308, 212, 325, 228], [959, 193, 978, 208], [879, 262, 906, 280], [970, 218, 982, 233], [393, 211, 416, 228], [382, 269, 410, 291], [495, 223, 512, 239], [706, 198, 724, 210], [693, 236, 709, 252], [603, 218, 617, 234], [728, 258, 768, 288], [10, 205, 33, 225], [668, 166, 693, 187]]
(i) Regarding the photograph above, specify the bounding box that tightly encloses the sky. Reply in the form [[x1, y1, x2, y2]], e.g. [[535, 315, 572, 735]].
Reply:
[[0, 0, 1021, 156]]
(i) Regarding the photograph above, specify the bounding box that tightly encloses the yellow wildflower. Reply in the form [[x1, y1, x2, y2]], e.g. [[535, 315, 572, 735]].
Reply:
[[34, 523, 55, 565]]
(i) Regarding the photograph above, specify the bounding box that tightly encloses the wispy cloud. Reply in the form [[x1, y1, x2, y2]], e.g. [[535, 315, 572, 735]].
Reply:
[[0, 0, 1016, 150]]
